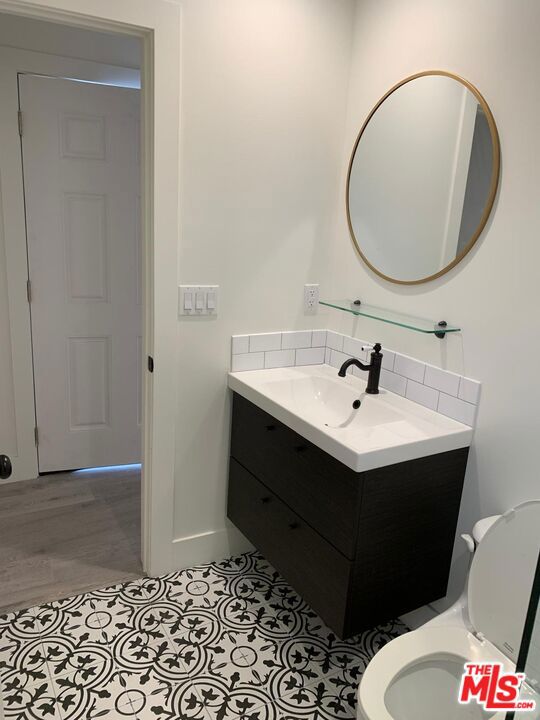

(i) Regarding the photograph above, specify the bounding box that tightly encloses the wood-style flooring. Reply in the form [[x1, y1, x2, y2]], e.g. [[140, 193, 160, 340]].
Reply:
[[0, 465, 143, 614]]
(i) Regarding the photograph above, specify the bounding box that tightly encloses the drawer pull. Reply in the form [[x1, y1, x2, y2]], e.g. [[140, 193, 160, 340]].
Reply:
[[261, 496, 272, 504], [294, 445, 309, 453], [289, 522, 300, 530], [265, 424, 277, 432]]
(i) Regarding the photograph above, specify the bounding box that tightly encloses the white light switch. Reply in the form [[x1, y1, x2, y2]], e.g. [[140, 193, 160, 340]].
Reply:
[[179, 285, 219, 316]]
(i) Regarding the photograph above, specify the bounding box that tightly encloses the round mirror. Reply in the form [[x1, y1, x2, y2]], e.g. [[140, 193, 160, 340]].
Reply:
[[347, 71, 500, 284]]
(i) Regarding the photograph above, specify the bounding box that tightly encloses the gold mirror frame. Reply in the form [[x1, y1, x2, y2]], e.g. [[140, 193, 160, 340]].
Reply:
[[346, 70, 501, 285]]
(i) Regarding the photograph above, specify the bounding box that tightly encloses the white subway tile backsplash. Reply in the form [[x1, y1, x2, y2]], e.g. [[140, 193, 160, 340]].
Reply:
[[281, 330, 312, 350], [381, 349, 395, 371], [326, 331, 344, 352], [296, 347, 325, 366], [438, 392, 477, 426], [264, 349, 295, 369], [230, 329, 481, 427], [231, 335, 249, 355], [406, 379, 439, 410], [249, 332, 281, 353], [329, 349, 350, 369], [424, 365, 460, 396], [394, 354, 426, 383], [311, 329, 327, 348], [231, 352, 265, 372], [459, 376, 481, 405], [343, 336, 368, 361], [379, 368, 407, 396]]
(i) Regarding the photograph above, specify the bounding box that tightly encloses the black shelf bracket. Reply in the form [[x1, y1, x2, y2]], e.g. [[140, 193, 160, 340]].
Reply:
[[435, 321, 448, 339]]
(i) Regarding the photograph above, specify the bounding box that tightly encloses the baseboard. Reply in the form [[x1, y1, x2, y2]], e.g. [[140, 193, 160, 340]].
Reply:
[[168, 529, 438, 633], [171, 522, 254, 570]]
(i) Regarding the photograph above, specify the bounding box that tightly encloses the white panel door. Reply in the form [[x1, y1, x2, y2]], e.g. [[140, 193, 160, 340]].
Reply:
[[20, 75, 141, 472]]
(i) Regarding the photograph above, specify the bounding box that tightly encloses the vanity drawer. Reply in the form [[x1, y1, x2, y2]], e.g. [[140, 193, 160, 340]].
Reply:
[[227, 457, 351, 635], [230, 393, 362, 558]]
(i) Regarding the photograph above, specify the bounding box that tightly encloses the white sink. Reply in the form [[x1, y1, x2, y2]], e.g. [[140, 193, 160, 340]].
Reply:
[[228, 364, 472, 472]]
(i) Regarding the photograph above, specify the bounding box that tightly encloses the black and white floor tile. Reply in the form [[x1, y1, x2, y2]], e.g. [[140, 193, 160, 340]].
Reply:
[[0, 551, 408, 719]]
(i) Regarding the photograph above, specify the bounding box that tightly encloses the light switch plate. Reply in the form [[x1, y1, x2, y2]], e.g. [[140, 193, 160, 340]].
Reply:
[[179, 285, 219, 316]]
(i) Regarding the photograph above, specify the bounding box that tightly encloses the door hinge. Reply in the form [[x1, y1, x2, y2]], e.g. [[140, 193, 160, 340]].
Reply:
[[34, 426, 39, 446], [26, 279, 32, 303], [147, 356, 154, 373], [17, 110, 23, 137]]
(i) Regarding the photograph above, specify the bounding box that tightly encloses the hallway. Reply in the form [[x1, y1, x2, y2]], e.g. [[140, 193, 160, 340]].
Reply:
[[0, 466, 142, 613]]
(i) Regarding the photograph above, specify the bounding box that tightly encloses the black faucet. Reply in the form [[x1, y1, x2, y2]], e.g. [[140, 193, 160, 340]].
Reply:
[[338, 343, 383, 394]]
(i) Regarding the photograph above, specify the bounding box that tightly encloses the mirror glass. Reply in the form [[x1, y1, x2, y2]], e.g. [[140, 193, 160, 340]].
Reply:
[[347, 72, 499, 284]]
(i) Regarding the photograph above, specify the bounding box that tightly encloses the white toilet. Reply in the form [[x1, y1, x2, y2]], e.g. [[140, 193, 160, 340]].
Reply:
[[357, 500, 540, 720]]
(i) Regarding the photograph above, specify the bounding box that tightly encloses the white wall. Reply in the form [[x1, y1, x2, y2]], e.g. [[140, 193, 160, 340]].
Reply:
[[0, 177, 17, 455], [323, 0, 540, 607], [173, 0, 356, 556], [0, 11, 140, 67]]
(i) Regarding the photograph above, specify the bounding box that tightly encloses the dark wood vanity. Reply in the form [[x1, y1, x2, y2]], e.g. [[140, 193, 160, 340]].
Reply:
[[227, 392, 469, 639]]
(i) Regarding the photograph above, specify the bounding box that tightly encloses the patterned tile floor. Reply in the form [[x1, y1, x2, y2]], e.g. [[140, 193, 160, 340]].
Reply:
[[0, 551, 408, 720]]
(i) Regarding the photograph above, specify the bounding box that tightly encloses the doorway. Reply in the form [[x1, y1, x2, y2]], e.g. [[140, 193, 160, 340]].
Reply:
[[0, 0, 180, 586], [0, 14, 150, 612]]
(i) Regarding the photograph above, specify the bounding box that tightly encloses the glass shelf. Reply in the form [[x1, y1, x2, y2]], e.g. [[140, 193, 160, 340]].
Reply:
[[319, 299, 461, 337]]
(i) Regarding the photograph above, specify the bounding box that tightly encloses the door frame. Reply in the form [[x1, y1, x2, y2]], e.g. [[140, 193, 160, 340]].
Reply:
[[0, 0, 181, 577]]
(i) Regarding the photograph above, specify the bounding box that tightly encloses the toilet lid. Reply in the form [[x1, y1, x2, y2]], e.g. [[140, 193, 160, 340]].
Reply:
[[468, 499, 540, 662]]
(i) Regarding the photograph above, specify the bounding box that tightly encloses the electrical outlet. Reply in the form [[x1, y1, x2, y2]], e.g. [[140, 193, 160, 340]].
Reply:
[[304, 284, 319, 315]]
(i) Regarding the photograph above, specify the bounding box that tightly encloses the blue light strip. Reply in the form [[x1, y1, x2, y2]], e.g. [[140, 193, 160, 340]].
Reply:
[[73, 463, 141, 474]]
